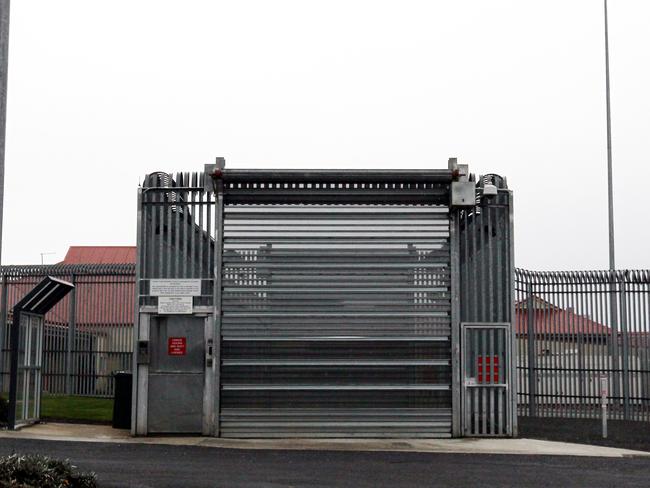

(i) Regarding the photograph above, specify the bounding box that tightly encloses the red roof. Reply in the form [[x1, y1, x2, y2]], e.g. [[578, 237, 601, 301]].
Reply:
[[515, 296, 610, 337], [13, 246, 138, 326], [63, 246, 136, 264]]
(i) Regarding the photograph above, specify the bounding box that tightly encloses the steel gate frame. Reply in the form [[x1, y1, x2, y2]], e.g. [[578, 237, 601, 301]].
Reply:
[[133, 159, 516, 438], [461, 322, 513, 436]]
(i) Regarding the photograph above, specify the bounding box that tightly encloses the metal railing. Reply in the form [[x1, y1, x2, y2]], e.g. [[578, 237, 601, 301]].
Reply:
[[515, 269, 650, 421], [0, 264, 135, 397]]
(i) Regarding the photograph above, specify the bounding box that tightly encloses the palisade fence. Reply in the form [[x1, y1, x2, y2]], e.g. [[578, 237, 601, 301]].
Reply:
[[515, 269, 650, 421], [0, 264, 135, 398], [1, 262, 649, 422]]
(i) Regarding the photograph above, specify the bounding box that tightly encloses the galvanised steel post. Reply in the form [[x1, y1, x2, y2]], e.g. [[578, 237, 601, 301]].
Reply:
[[212, 157, 225, 437], [620, 276, 630, 419], [450, 208, 461, 437], [526, 282, 537, 417], [508, 190, 517, 436], [608, 270, 621, 412], [0, 272, 7, 392], [65, 273, 77, 395]]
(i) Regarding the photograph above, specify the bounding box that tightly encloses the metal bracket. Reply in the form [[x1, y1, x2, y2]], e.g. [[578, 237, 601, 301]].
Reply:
[[448, 157, 476, 207], [204, 157, 226, 193]]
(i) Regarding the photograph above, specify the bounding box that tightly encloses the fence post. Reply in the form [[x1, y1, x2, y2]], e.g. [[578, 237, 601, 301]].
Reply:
[[609, 272, 621, 414], [620, 277, 630, 420], [526, 283, 537, 416], [0, 272, 7, 392], [65, 273, 77, 395], [578, 332, 585, 409]]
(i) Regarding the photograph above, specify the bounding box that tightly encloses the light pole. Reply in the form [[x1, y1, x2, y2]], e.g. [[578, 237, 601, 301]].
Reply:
[[604, 0, 615, 270], [603, 0, 624, 421], [0, 0, 9, 266]]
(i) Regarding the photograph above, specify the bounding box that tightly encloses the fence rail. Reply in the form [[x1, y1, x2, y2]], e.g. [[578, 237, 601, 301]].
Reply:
[[0, 264, 135, 398]]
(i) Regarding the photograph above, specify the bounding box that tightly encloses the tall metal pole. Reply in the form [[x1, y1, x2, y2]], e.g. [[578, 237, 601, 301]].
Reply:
[[604, 0, 622, 421], [0, 0, 9, 266], [604, 0, 615, 271]]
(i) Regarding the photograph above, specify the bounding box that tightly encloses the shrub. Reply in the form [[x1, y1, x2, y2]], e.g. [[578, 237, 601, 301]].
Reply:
[[0, 454, 97, 488], [0, 397, 8, 425]]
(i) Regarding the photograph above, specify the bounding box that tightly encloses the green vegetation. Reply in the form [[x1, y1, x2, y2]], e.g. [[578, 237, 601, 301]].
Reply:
[[40, 395, 113, 423], [0, 454, 97, 488], [0, 394, 112, 423]]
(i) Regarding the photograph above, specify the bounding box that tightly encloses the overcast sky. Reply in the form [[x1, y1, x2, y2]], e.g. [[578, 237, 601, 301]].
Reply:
[[3, 1, 649, 270]]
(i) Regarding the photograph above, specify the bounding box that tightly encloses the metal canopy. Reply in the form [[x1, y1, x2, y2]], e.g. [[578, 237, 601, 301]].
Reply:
[[7, 276, 74, 429], [12, 276, 74, 315]]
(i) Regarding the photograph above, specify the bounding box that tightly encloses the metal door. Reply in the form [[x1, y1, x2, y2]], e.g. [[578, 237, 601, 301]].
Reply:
[[461, 323, 512, 436], [15, 313, 43, 425], [147, 315, 207, 433], [220, 204, 452, 437]]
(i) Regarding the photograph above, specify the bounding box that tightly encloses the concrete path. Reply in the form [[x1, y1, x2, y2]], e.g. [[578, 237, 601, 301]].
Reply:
[[1, 422, 648, 458]]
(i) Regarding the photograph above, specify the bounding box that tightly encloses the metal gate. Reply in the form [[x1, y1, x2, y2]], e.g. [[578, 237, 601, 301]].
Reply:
[[461, 323, 512, 436], [13, 313, 43, 426], [133, 160, 516, 437], [220, 204, 452, 437]]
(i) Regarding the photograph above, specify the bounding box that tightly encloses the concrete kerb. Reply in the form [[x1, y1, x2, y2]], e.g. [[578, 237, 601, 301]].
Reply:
[[1, 423, 649, 458]]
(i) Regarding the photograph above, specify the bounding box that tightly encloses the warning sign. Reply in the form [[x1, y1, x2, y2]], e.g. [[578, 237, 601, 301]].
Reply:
[[478, 356, 499, 384], [150, 279, 201, 297], [158, 296, 193, 314], [168, 337, 186, 356]]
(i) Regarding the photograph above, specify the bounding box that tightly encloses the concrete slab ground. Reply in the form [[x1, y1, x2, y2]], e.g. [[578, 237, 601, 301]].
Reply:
[[1, 422, 648, 458]]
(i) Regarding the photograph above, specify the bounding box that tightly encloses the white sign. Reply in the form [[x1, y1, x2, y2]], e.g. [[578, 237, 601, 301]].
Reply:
[[150, 279, 201, 297], [158, 296, 193, 314]]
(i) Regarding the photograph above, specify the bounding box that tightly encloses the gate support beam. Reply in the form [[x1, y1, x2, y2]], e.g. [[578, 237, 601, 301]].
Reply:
[[450, 210, 461, 437], [210, 157, 225, 437]]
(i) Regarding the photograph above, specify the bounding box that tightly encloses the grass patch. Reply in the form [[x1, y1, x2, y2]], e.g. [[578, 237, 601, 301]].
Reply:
[[41, 395, 113, 423], [0, 394, 113, 423]]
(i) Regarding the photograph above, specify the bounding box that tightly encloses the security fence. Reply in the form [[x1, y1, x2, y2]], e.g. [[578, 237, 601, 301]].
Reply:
[[515, 269, 650, 421], [1, 259, 649, 423], [0, 264, 135, 398]]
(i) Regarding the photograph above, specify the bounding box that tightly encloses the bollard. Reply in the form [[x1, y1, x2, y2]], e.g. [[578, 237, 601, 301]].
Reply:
[[601, 376, 608, 439]]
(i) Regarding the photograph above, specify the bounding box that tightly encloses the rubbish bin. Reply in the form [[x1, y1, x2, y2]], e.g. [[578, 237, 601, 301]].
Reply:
[[112, 371, 132, 429]]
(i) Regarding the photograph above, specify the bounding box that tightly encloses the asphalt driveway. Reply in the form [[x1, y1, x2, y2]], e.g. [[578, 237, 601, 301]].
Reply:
[[1, 438, 650, 487]]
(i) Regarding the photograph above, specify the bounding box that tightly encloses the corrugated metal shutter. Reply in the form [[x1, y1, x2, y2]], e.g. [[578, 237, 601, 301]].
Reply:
[[220, 204, 452, 437]]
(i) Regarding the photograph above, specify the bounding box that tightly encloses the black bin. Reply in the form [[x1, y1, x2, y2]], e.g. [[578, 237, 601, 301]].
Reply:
[[112, 371, 132, 429]]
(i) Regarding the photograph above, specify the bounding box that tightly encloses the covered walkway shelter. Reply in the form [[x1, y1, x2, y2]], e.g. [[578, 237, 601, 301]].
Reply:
[[7, 277, 74, 429]]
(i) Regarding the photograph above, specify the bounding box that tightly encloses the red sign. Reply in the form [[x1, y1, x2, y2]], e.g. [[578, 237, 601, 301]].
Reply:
[[168, 337, 186, 356], [478, 356, 499, 383]]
